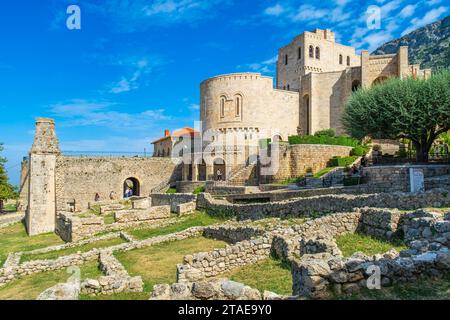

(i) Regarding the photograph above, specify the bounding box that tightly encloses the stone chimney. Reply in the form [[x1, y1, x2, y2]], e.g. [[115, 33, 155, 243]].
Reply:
[[31, 118, 61, 154], [164, 129, 170, 137], [26, 118, 60, 236]]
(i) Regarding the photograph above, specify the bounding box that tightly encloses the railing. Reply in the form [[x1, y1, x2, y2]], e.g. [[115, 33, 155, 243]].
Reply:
[[62, 150, 151, 158]]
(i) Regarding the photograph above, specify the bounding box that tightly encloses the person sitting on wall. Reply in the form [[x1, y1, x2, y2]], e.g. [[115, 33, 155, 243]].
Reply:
[[95, 193, 100, 202], [360, 155, 367, 167], [350, 164, 360, 175], [109, 191, 117, 200]]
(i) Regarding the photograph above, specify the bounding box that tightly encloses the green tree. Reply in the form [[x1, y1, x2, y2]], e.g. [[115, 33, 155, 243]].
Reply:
[[342, 69, 450, 162], [0, 143, 17, 209]]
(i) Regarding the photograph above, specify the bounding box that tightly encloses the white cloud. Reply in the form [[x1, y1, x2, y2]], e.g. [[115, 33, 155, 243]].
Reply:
[[239, 56, 278, 74], [264, 4, 285, 16], [79, 0, 231, 31], [188, 103, 200, 111], [293, 5, 329, 22], [108, 56, 165, 94], [402, 6, 448, 35], [49, 99, 171, 130], [399, 4, 417, 18]]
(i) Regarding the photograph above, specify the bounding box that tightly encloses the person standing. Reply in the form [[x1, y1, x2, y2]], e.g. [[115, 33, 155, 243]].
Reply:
[[94, 193, 100, 202], [217, 169, 222, 181]]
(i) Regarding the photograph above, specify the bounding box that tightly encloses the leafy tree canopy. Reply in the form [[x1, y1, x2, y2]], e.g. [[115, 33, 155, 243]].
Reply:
[[0, 143, 17, 201], [342, 69, 450, 162]]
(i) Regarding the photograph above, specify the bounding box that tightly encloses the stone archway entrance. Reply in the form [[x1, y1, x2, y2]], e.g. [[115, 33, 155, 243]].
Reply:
[[198, 160, 207, 181], [124, 177, 140, 198], [213, 158, 226, 181]]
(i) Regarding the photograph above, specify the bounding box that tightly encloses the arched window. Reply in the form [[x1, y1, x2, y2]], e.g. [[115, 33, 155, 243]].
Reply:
[[339, 54, 343, 65], [309, 46, 314, 58], [347, 56, 350, 66], [298, 47, 302, 60], [235, 94, 242, 117], [284, 54, 288, 65], [220, 96, 226, 117], [315, 47, 320, 60]]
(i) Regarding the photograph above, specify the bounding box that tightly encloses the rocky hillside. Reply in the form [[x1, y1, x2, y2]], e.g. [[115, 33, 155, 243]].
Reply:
[[373, 14, 450, 71]]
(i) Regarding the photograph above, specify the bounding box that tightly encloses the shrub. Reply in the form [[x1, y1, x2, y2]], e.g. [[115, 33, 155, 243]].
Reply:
[[314, 129, 335, 138], [166, 188, 177, 194], [193, 186, 205, 195], [288, 135, 361, 148], [351, 145, 366, 156], [328, 156, 358, 167]]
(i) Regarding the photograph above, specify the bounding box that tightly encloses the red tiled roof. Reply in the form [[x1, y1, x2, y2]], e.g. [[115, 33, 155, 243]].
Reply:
[[151, 127, 199, 144]]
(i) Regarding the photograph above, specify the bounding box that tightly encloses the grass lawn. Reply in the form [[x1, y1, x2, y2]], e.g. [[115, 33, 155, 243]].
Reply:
[[221, 258, 293, 296], [3, 204, 17, 212], [128, 211, 226, 240], [313, 167, 336, 178], [20, 237, 126, 263], [336, 275, 450, 300], [109, 236, 227, 299], [103, 214, 116, 225], [336, 233, 407, 257], [0, 223, 64, 266], [0, 261, 102, 300]]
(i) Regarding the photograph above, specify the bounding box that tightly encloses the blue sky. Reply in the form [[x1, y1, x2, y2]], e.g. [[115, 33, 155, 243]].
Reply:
[[0, 0, 448, 185]]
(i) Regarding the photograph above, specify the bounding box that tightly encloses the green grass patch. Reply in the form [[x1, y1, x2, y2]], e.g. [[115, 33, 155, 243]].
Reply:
[[0, 261, 102, 300], [278, 177, 305, 185], [335, 275, 450, 300], [166, 188, 177, 194], [336, 233, 407, 257], [115, 236, 227, 295], [0, 222, 64, 266], [3, 204, 17, 212], [313, 167, 335, 178], [221, 258, 293, 296], [21, 237, 126, 262], [128, 211, 226, 240], [103, 214, 116, 225], [328, 156, 359, 167], [193, 185, 206, 194]]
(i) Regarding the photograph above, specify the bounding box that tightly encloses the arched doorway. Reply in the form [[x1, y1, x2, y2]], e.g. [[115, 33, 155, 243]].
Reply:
[[372, 76, 388, 86], [272, 135, 283, 143], [213, 158, 226, 181], [351, 80, 361, 92], [303, 95, 310, 135], [123, 177, 140, 198], [198, 160, 207, 181]]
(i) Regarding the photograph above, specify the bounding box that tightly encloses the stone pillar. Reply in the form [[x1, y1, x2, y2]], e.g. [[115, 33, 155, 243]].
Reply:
[[360, 50, 370, 88], [182, 164, 190, 181], [26, 118, 61, 236], [206, 165, 214, 181], [191, 165, 198, 182], [397, 46, 409, 79]]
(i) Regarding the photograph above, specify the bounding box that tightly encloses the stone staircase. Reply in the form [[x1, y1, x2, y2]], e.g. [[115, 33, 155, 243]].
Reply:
[[227, 164, 258, 186]]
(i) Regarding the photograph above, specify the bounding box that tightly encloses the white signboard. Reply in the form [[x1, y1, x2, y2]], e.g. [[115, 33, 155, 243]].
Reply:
[[409, 168, 425, 193]]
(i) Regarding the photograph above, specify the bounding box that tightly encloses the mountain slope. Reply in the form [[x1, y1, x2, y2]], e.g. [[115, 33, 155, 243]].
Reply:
[[373, 14, 450, 71]]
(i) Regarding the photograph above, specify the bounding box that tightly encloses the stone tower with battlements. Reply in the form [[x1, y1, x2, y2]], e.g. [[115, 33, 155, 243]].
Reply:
[[26, 118, 60, 236]]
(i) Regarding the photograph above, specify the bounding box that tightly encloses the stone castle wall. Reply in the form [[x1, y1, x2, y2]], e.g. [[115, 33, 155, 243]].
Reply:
[[198, 189, 450, 221], [55, 157, 181, 211], [261, 144, 352, 183]]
